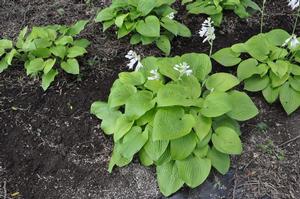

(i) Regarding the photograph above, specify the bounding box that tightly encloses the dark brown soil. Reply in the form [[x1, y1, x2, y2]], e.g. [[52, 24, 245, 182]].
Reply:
[[0, 0, 299, 199]]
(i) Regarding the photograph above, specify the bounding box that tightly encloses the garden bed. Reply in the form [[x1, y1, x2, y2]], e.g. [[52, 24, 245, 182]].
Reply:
[[0, 0, 299, 198]]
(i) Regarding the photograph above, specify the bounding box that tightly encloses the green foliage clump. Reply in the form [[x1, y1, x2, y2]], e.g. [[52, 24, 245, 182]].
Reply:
[[0, 20, 90, 90], [212, 29, 300, 115], [95, 0, 191, 55], [183, 0, 260, 26], [91, 53, 258, 196]]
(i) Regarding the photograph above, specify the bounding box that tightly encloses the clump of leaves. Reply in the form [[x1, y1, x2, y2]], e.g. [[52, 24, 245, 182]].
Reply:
[[212, 29, 300, 115], [91, 53, 258, 196], [95, 0, 191, 55], [0, 20, 90, 90], [182, 0, 261, 26]]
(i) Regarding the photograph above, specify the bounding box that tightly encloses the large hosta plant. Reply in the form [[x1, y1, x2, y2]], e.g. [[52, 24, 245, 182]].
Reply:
[[182, 0, 260, 26], [212, 29, 300, 114], [91, 53, 258, 196], [95, 0, 191, 55]]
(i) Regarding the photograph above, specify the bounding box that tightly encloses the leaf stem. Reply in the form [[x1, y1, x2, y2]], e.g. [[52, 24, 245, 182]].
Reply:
[[292, 8, 300, 34], [209, 41, 213, 57], [260, 0, 267, 33]]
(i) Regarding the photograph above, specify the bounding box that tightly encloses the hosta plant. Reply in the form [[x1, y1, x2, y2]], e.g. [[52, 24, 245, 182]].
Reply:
[[0, 20, 90, 90], [182, 0, 261, 26], [91, 53, 258, 196], [212, 29, 300, 115], [95, 0, 191, 55]]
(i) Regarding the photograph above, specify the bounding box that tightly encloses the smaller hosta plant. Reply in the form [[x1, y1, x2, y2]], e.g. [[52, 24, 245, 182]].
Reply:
[[0, 20, 90, 90], [95, 0, 191, 55], [18, 20, 90, 90], [182, 0, 261, 26], [91, 53, 258, 196], [212, 29, 300, 114]]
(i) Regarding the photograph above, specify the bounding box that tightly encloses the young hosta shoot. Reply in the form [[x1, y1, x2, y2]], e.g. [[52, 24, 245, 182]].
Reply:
[[212, 29, 300, 114], [182, 0, 261, 26], [0, 20, 90, 90], [95, 0, 191, 55], [91, 53, 258, 196]]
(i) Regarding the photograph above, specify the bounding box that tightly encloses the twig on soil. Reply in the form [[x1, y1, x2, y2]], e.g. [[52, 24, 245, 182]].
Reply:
[[232, 173, 237, 199], [278, 135, 300, 148], [3, 181, 7, 199]]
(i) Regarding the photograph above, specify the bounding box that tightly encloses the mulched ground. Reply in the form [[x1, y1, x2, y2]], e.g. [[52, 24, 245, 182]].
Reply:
[[0, 0, 299, 198]]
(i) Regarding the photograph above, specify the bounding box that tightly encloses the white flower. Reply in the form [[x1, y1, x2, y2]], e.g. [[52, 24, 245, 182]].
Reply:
[[288, 0, 300, 10], [174, 62, 193, 77], [167, 12, 175, 20], [199, 17, 216, 45], [148, 69, 160, 81], [282, 34, 300, 49], [125, 50, 143, 71]]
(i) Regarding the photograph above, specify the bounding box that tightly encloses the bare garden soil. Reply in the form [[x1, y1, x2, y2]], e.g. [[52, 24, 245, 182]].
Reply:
[[0, 0, 299, 198]]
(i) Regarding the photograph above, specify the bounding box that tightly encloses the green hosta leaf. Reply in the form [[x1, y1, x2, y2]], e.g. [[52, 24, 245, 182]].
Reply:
[[136, 109, 156, 126], [26, 58, 44, 75], [289, 76, 300, 91], [90, 101, 122, 135], [50, 46, 67, 59], [161, 18, 179, 35], [114, 115, 134, 141], [231, 43, 247, 53], [279, 82, 300, 114], [73, 39, 91, 48], [262, 85, 280, 103], [108, 143, 133, 173], [155, 146, 172, 165], [43, 59, 56, 74], [156, 35, 171, 55], [67, 20, 89, 36], [0, 59, 9, 73], [115, 13, 129, 27], [237, 58, 259, 80], [265, 29, 290, 46], [227, 91, 258, 121], [41, 69, 58, 91], [201, 92, 232, 117], [139, 148, 153, 166], [270, 71, 289, 87], [16, 26, 28, 49], [103, 20, 115, 31], [205, 73, 240, 92], [157, 77, 200, 107], [176, 156, 211, 188], [181, 53, 212, 81], [269, 47, 288, 60], [192, 112, 212, 141], [136, 15, 160, 37], [108, 80, 137, 108], [5, 49, 17, 65], [157, 161, 184, 197], [95, 7, 115, 22], [67, 46, 87, 58], [61, 59, 80, 75], [130, 34, 141, 45], [212, 127, 242, 155], [170, 132, 197, 160], [143, 125, 169, 161], [119, 71, 145, 85], [153, 107, 195, 140], [0, 39, 13, 49], [31, 48, 51, 58], [268, 60, 289, 78], [144, 80, 164, 93], [207, 147, 230, 175], [212, 48, 241, 67], [245, 34, 270, 62], [55, 36, 73, 45], [176, 21, 192, 37], [193, 145, 209, 158], [137, 0, 156, 15], [125, 90, 155, 120], [157, 56, 181, 80], [119, 126, 148, 159], [244, 75, 269, 92], [196, 131, 212, 149], [213, 115, 241, 136], [291, 64, 300, 75]]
